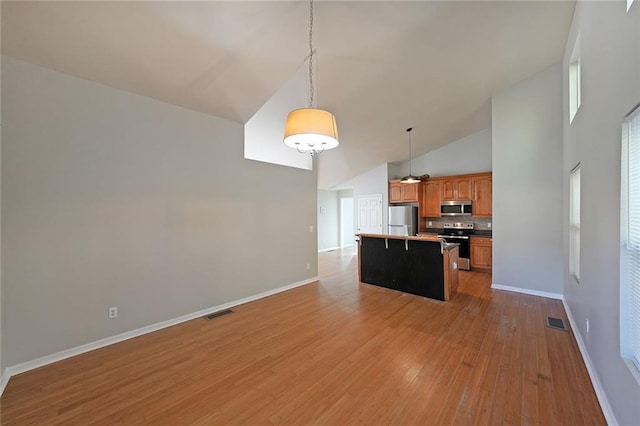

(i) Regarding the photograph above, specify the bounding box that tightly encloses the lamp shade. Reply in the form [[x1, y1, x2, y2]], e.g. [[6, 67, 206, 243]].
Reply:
[[400, 175, 421, 184], [283, 108, 339, 152]]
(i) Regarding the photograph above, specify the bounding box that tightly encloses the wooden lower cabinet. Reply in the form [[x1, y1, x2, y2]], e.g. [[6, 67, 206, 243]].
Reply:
[[470, 236, 492, 272], [444, 246, 459, 300]]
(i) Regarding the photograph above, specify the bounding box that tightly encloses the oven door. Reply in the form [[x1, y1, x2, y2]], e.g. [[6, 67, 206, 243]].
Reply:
[[437, 235, 470, 270]]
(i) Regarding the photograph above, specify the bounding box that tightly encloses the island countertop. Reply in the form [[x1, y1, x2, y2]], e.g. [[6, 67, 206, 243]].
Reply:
[[356, 233, 459, 251]]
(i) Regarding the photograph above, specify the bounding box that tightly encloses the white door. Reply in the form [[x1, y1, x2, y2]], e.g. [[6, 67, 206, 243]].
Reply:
[[356, 194, 383, 235]]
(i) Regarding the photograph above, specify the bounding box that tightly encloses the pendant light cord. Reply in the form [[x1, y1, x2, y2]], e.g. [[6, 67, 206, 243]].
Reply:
[[407, 127, 413, 176], [308, 0, 314, 108]]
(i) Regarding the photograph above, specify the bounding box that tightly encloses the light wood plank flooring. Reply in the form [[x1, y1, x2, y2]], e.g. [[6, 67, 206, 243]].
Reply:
[[1, 248, 605, 424]]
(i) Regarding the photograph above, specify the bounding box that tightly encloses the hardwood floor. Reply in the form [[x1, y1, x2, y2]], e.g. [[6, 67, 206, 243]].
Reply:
[[1, 248, 605, 425]]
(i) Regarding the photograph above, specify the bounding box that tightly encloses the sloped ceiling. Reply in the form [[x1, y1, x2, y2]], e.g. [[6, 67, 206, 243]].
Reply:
[[1, 1, 575, 188]]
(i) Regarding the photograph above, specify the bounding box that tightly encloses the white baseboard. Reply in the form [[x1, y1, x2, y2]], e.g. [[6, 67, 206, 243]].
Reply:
[[562, 299, 618, 426], [0, 368, 9, 396], [0, 276, 319, 397], [318, 246, 341, 253], [491, 283, 563, 300]]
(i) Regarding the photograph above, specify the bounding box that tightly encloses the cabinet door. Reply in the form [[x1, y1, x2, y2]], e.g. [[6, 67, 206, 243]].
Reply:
[[472, 175, 492, 217], [449, 246, 459, 294], [455, 178, 473, 200], [442, 179, 455, 200], [421, 180, 442, 217], [443, 177, 472, 200], [389, 181, 403, 203], [402, 182, 420, 202], [470, 237, 492, 271]]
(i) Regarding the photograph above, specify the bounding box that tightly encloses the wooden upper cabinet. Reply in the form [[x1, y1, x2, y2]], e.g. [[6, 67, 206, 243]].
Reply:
[[456, 178, 473, 200], [403, 182, 419, 202], [442, 180, 454, 200], [421, 180, 442, 217], [441, 177, 472, 201], [389, 180, 420, 203], [472, 174, 492, 217], [389, 181, 403, 203]]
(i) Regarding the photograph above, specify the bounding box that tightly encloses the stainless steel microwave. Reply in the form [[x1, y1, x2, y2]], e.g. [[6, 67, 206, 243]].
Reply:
[[440, 200, 472, 216]]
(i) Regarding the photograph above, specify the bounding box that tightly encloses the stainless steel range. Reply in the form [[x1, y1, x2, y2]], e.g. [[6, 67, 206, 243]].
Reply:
[[437, 222, 474, 270]]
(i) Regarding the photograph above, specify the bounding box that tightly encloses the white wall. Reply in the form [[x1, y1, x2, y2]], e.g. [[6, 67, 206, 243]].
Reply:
[[244, 62, 312, 171], [317, 190, 339, 251], [1, 56, 318, 367], [338, 189, 354, 247], [562, 2, 640, 424], [390, 128, 492, 179], [492, 64, 564, 296]]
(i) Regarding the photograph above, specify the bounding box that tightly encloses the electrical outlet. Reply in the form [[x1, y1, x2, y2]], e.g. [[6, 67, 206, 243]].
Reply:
[[488, 222, 492, 229], [306, 263, 311, 270], [309, 225, 314, 233], [428, 221, 433, 227], [586, 318, 590, 333], [109, 307, 118, 319]]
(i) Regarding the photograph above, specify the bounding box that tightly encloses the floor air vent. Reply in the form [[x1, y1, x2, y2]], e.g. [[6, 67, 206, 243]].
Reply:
[[546, 316, 568, 331], [203, 309, 233, 321]]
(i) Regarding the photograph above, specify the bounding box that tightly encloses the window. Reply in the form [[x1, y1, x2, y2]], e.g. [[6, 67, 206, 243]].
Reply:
[[621, 104, 640, 378], [569, 35, 581, 123], [570, 165, 581, 281]]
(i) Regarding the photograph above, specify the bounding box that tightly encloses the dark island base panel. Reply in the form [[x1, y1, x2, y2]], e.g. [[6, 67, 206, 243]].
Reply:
[[360, 237, 445, 301]]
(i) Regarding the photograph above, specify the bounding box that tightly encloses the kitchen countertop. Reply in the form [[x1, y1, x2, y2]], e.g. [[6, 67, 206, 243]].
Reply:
[[357, 233, 459, 250], [422, 228, 492, 237]]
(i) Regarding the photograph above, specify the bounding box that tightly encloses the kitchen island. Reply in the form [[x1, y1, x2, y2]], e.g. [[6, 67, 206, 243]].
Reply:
[[357, 234, 459, 301]]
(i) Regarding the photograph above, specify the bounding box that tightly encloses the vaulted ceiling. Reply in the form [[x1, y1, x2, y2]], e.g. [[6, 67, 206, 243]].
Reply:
[[1, 1, 575, 188]]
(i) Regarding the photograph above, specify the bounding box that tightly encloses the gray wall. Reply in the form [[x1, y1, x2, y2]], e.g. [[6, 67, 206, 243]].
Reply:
[[0, 3, 3, 376], [562, 1, 640, 424], [390, 128, 492, 179], [317, 190, 339, 251], [492, 64, 564, 296], [1, 56, 318, 367]]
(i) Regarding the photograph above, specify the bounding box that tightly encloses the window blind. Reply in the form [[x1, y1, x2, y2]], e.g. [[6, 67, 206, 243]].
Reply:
[[622, 105, 640, 372]]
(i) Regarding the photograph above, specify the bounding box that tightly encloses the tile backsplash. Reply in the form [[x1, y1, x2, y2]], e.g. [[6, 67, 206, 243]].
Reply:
[[423, 217, 492, 230]]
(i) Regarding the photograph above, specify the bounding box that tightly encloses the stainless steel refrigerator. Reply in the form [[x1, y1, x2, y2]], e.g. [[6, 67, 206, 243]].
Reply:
[[388, 206, 418, 236]]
